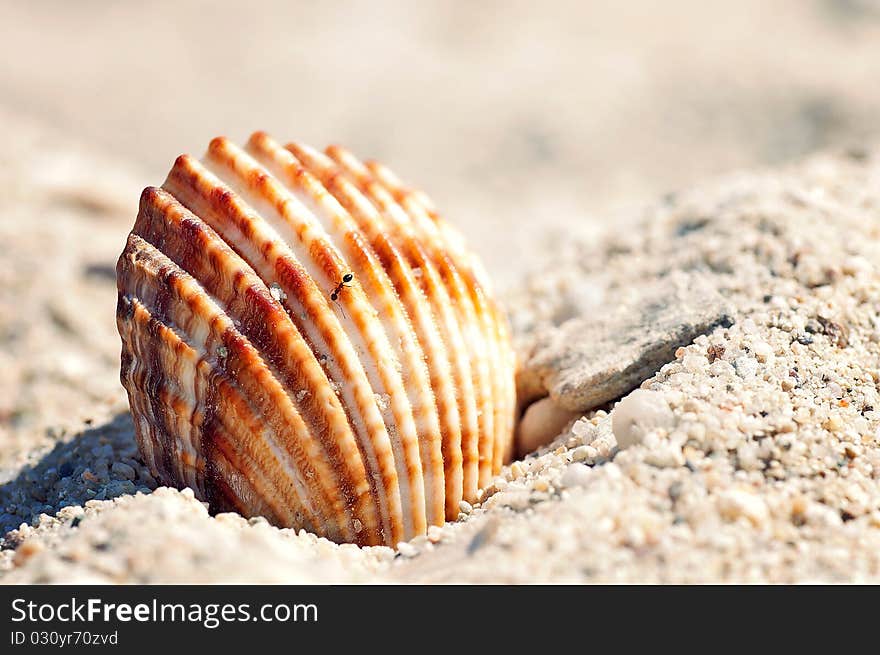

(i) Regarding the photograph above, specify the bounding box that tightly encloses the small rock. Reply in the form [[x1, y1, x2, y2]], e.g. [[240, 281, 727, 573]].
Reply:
[[734, 356, 759, 378], [571, 418, 591, 438], [817, 316, 849, 348], [560, 463, 592, 488], [515, 396, 582, 456], [751, 340, 774, 362], [396, 541, 418, 558], [518, 275, 733, 412], [509, 461, 525, 479], [644, 443, 686, 468], [717, 489, 769, 527], [111, 461, 136, 480], [824, 414, 844, 432], [682, 354, 709, 373], [426, 525, 444, 542], [81, 469, 99, 484], [497, 490, 531, 510], [612, 389, 675, 449], [13, 539, 44, 566], [571, 445, 597, 462]]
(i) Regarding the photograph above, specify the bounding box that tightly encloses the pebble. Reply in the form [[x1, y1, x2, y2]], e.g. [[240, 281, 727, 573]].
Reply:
[[571, 445, 597, 462], [682, 354, 708, 373], [611, 389, 675, 449], [515, 396, 581, 455], [824, 415, 844, 432], [509, 461, 525, 479], [717, 489, 769, 527], [560, 463, 592, 488], [426, 525, 444, 542], [532, 478, 550, 493], [571, 418, 591, 438], [751, 340, 774, 362], [110, 461, 136, 480], [734, 356, 759, 378], [396, 542, 418, 558], [644, 443, 686, 468], [13, 539, 44, 566]]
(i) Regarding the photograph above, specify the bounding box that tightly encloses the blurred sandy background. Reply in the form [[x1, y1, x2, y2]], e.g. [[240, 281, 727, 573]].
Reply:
[[4, 1, 880, 584], [2, 0, 880, 452], [5, 0, 880, 280]]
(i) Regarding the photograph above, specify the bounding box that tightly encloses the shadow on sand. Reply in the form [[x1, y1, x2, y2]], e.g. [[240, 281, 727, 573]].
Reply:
[[0, 413, 156, 538]]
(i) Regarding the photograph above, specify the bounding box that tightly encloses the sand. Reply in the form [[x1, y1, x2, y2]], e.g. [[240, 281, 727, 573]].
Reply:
[[5, 1, 880, 286], [3, 1, 880, 583], [3, 116, 880, 580]]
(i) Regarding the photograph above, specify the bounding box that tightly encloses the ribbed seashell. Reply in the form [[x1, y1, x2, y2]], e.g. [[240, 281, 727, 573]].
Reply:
[[116, 132, 516, 546]]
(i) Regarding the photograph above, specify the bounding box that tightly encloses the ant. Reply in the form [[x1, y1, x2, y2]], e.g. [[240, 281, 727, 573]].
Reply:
[[330, 272, 354, 302], [329, 272, 354, 320]]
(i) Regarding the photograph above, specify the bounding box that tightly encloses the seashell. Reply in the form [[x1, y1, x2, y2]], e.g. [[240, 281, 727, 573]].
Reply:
[[116, 132, 516, 546]]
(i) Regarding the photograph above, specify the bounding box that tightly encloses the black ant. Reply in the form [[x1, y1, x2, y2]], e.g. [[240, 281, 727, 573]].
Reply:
[[329, 272, 353, 320], [330, 272, 354, 302]]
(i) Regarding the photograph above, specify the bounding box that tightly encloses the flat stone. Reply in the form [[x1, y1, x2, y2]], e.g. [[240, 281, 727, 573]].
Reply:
[[518, 275, 733, 411]]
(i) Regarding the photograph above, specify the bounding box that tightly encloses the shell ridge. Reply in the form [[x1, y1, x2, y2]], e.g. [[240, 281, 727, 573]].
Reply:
[[202, 139, 429, 539], [363, 163, 515, 478], [139, 187, 383, 544], [122, 295, 302, 528], [288, 144, 466, 519], [322, 148, 484, 501], [246, 133, 445, 528], [118, 243, 331, 535], [123, 235, 351, 537], [394, 200, 500, 484], [363, 168, 517, 467], [162, 156, 404, 543], [118, 295, 185, 487], [117, 135, 516, 546]]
